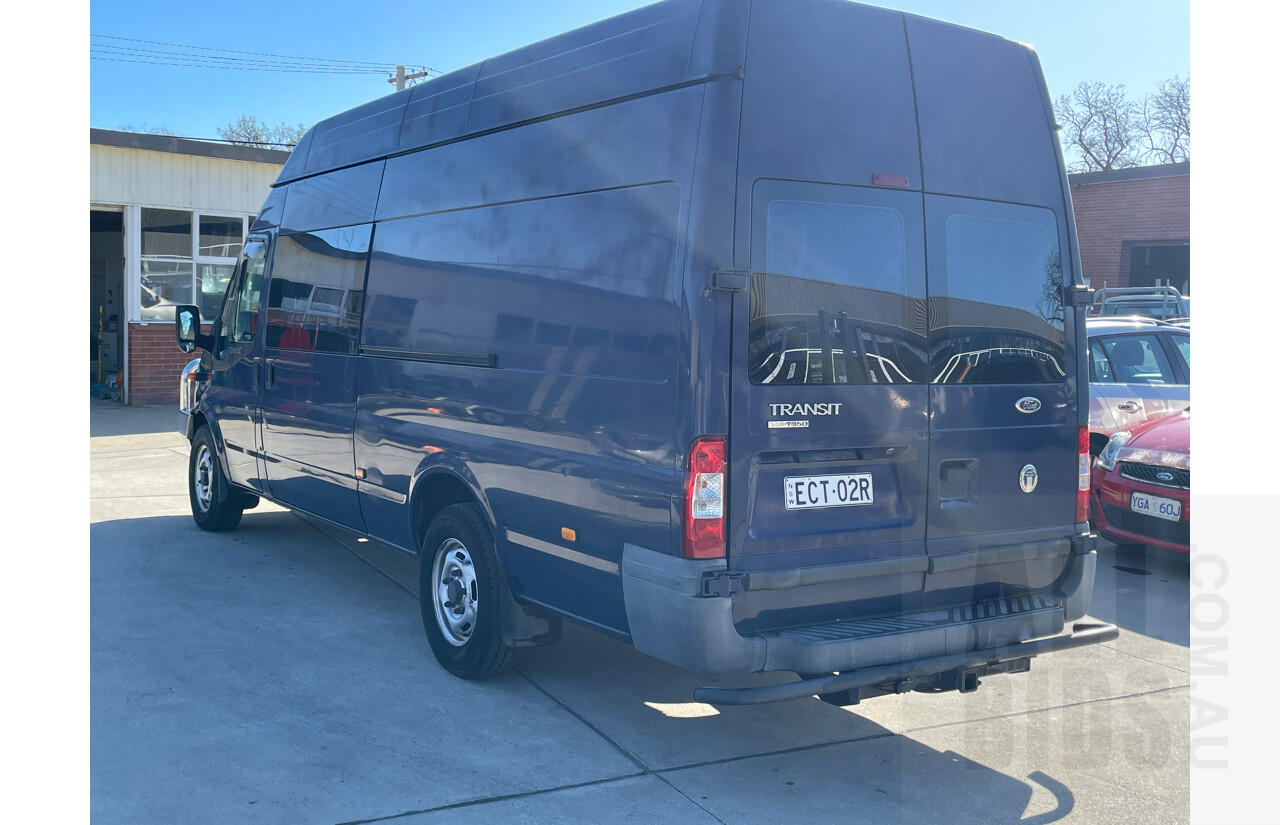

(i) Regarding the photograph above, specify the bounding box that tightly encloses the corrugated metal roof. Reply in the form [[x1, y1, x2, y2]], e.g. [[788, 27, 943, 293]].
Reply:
[[90, 128, 291, 165]]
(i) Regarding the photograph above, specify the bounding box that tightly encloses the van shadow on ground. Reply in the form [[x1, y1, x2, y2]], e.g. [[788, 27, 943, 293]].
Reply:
[[91, 511, 1079, 824], [1085, 539, 1189, 647]]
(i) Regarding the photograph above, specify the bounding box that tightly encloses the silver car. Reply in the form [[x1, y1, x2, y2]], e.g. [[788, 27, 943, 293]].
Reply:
[[1086, 317, 1190, 455]]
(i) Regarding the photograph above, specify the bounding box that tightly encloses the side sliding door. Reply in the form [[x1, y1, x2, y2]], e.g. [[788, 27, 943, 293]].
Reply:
[[258, 223, 371, 531]]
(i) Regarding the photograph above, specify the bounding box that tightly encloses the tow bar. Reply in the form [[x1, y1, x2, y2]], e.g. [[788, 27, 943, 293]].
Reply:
[[693, 622, 1120, 706]]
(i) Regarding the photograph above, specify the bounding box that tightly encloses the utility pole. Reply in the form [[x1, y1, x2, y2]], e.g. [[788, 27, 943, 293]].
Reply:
[[389, 65, 432, 92]]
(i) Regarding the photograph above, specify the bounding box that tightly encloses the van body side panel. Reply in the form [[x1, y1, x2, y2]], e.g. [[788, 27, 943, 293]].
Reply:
[[395, 65, 480, 154], [296, 94, 404, 180], [272, 0, 708, 187], [260, 351, 365, 531], [466, 0, 700, 135], [259, 177, 381, 532], [672, 71, 749, 558], [375, 87, 705, 223], [356, 91, 700, 631], [277, 163, 383, 233]]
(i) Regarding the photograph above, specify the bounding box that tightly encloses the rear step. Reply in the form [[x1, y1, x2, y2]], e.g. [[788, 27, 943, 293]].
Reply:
[[694, 622, 1119, 706], [757, 594, 1065, 675]]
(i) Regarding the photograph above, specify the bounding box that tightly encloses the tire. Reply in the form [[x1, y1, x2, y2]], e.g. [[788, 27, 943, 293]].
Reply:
[[419, 503, 516, 679], [188, 426, 245, 532]]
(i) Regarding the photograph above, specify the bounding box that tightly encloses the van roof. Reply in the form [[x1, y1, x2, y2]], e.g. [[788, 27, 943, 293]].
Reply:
[[276, 0, 1025, 187], [276, 0, 715, 185]]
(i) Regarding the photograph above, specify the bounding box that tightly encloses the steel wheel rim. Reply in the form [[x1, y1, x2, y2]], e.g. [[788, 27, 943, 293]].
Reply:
[[194, 444, 214, 513], [431, 538, 478, 647]]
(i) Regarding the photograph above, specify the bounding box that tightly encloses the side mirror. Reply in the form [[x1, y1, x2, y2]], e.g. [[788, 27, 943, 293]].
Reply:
[[175, 305, 212, 353]]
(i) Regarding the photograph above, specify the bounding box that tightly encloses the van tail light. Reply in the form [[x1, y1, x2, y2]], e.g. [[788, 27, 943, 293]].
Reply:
[[1076, 425, 1090, 524], [683, 436, 727, 559]]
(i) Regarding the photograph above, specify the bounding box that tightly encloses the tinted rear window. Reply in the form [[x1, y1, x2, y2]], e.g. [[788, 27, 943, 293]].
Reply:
[[927, 198, 1065, 384], [749, 185, 928, 385]]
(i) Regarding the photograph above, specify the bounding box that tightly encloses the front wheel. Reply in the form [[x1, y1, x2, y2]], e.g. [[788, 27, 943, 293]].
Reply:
[[188, 426, 244, 532], [419, 503, 515, 679]]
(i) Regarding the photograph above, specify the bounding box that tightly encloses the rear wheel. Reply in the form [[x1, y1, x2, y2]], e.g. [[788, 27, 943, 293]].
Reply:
[[419, 503, 516, 679], [188, 426, 245, 532]]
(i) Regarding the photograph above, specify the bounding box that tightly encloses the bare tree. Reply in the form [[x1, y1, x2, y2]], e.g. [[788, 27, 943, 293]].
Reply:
[[1055, 81, 1143, 173], [217, 115, 309, 150], [1139, 76, 1190, 165], [1055, 77, 1190, 173], [119, 123, 177, 136], [1038, 248, 1065, 328]]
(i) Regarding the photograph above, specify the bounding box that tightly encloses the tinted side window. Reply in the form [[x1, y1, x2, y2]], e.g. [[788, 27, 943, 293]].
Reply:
[[927, 198, 1065, 384], [228, 258, 265, 345], [1100, 334, 1175, 385], [750, 183, 927, 385], [267, 225, 371, 354], [1089, 341, 1114, 382], [1171, 333, 1190, 379]]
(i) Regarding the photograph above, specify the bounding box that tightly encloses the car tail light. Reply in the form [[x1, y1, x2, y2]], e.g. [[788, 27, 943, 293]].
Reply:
[[683, 436, 726, 559], [1076, 425, 1090, 524]]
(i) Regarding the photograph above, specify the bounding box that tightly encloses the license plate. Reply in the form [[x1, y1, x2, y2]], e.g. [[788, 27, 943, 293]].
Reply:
[[784, 473, 874, 510], [1131, 491, 1182, 521]]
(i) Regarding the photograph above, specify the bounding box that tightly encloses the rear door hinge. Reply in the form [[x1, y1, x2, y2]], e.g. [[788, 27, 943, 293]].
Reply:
[[1064, 283, 1095, 307], [699, 570, 746, 597], [709, 268, 749, 292]]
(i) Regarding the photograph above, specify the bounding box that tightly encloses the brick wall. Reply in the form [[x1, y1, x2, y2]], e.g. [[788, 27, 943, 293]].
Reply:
[[127, 322, 208, 406], [1069, 172, 1190, 290]]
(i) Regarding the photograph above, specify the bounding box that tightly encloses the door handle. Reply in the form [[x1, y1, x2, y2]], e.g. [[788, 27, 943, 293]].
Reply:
[[264, 358, 276, 390], [1116, 401, 1142, 413]]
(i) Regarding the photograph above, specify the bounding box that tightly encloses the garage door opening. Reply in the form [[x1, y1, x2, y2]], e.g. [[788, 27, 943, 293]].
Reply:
[[1129, 242, 1190, 296], [91, 209, 125, 400]]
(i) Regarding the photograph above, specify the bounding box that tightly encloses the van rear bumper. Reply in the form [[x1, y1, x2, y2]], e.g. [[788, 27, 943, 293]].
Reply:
[[620, 536, 1100, 681], [694, 621, 1119, 705]]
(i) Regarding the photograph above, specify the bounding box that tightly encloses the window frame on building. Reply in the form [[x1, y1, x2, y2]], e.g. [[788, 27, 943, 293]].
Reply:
[[136, 209, 257, 324]]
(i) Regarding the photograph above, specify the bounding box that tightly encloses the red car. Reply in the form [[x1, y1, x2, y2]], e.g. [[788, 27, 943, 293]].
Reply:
[[1090, 409, 1190, 553]]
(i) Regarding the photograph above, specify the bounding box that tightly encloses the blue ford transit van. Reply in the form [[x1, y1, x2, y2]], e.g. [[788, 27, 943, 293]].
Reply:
[[175, 0, 1115, 705]]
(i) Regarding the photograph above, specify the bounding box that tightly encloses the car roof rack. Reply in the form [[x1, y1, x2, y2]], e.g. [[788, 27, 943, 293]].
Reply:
[[1088, 284, 1188, 321], [1085, 315, 1184, 329]]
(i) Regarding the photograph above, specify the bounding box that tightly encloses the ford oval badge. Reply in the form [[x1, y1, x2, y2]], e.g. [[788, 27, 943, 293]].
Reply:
[[1016, 397, 1042, 414], [1019, 464, 1039, 493], [1157, 471, 1174, 482]]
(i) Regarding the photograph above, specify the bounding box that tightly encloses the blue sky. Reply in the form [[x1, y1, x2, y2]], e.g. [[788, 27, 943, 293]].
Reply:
[[89, 0, 1190, 142]]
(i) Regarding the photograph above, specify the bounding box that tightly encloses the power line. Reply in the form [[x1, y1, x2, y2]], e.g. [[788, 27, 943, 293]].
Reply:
[[91, 55, 393, 74], [90, 34, 441, 81], [91, 44, 398, 72], [90, 33, 408, 70]]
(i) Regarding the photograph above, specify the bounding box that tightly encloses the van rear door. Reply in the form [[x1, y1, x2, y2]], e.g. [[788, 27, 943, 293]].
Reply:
[[920, 195, 1078, 608], [725, 180, 931, 630]]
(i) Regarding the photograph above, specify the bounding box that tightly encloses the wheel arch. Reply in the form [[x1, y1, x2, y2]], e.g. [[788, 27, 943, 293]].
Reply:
[[185, 409, 236, 482], [409, 462, 559, 646], [409, 464, 489, 556]]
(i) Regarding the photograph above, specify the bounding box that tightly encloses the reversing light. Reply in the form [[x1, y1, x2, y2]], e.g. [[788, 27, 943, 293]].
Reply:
[[1076, 425, 1090, 524], [683, 436, 727, 559]]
